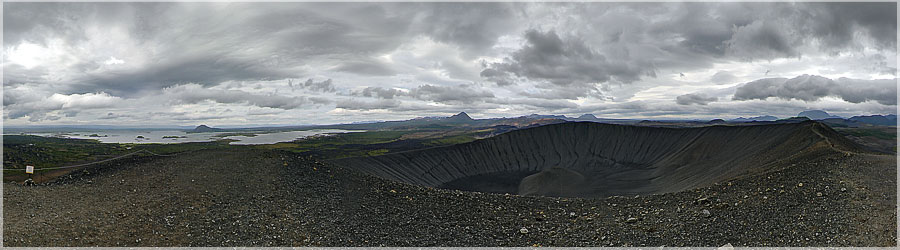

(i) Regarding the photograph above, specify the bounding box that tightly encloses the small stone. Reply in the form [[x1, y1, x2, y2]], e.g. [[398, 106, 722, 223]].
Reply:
[[798, 183, 803, 187], [696, 197, 710, 205], [569, 212, 577, 218], [700, 209, 711, 217], [841, 187, 847, 192], [625, 217, 639, 223], [816, 192, 823, 197], [519, 227, 529, 234]]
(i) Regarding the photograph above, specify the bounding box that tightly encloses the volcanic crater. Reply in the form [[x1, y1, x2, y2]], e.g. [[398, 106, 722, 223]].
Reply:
[[335, 121, 859, 198]]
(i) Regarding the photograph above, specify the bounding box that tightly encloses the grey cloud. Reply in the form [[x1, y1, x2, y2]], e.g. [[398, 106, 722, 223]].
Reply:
[[352, 84, 495, 104], [100, 112, 135, 120], [4, 92, 123, 121], [807, 2, 897, 51], [247, 108, 284, 116], [483, 29, 652, 87], [335, 99, 401, 111], [330, 60, 396, 76], [725, 20, 798, 60], [163, 84, 312, 109], [722, 2, 896, 60], [2, 3, 529, 97], [299, 79, 336, 93], [479, 68, 517, 86], [4, 3, 410, 95], [490, 98, 578, 110], [733, 75, 897, 105], [4, 2, 897, 125], [676, 93, 718, 105], [354, 87, 405, 99], [408, 84, 494, 104], [411, 3, 519, 57], [710, 71, 738, 84], [520, 82, 606, 100]]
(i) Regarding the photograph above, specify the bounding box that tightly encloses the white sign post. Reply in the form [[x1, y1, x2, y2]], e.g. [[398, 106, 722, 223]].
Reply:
[[25, 165, 34, 174]]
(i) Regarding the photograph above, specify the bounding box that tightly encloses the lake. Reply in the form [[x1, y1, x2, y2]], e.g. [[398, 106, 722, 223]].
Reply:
[[16, 129, 362, 145]]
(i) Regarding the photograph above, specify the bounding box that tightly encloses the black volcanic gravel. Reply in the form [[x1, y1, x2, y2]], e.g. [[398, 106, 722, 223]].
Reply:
[[3, 148, 896, 247]]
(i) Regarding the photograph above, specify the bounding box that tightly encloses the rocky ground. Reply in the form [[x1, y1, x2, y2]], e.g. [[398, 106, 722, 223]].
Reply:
[[3, 148, 896, 247]]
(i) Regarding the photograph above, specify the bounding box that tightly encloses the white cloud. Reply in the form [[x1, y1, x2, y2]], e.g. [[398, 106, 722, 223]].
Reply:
[[103, 56, 125, 65]]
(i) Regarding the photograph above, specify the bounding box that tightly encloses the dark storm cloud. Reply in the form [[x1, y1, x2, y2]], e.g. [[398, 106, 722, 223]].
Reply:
[[733, 75, 897, 105], [676, 93, 718, 105]]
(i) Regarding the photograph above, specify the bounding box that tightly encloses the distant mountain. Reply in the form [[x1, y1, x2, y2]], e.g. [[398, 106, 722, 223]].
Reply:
[[798, 110, 842, 120], [576, 114, 598, 120], [192, 125, 224, 132], [522, 114, 566, 120], [731, 115, 778, 122], [446, 112, 474, 122], [819, 118, 860, 128], [706, 119, 727, 124], [849, 115, 897, 126], [777, 116, 812, 123]]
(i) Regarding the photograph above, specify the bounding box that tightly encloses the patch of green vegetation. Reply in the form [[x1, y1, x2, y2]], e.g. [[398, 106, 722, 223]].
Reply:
[[423, 134, 477, 147], [267, 130, 410, 158], [835, 128, 897, 140], [367, 149, 390, 156], [326, 130, 409, 144], [3, 135, 129, 176], [3, 135, 241, 177], [130, 140, 238, 155], [161, 135, 187, 139], [3, 128, 489, 178], [251, 142, 300, 150]]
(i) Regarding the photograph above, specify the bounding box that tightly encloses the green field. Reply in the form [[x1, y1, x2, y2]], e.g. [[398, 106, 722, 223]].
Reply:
[[834, 127, 897, 140]]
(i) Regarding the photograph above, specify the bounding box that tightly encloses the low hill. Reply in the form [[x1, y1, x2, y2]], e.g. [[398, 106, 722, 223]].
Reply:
[[849, 115, 897, 126], [192, 125, 225, 133]]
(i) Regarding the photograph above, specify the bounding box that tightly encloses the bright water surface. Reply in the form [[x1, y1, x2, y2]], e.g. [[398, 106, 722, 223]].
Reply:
[[17, 129, 361, 145]]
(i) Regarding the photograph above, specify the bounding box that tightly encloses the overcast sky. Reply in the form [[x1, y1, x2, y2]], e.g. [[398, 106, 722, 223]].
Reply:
[[3, 2, 897, 127]]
